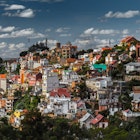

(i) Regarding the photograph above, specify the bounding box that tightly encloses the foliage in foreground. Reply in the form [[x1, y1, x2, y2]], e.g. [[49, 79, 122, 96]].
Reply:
[[0, 111, 140, 140]]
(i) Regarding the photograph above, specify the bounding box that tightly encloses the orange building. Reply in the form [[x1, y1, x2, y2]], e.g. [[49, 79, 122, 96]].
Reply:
[[0, 99, 6, 108], [20, 69, 25, 84], [0, 74, 7, 92]]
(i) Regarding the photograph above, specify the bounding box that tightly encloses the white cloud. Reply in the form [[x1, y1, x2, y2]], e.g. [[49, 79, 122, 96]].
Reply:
[[80, 28, 130, 38], [15, 43, 26, 49], [56, 27, 70, 33], [0, 33, 9, 38], [84, 28, 94, 35], [9, 44, 17, 50], [18, 9, 34, 18], [81, 28, 120, 37], [0, 26, 15, 32], [0, 28, 45, 39], [45, 28, 51, 32], [8, 43, 25, 50], [5, 4, 25, 10], [74, 37, 115, 50], [122, 29, 129, 35], [0, 42, 7, 48], [11, 28, 34, 37], [0, 42, 26, 58], [105, 10, 140, 18], [3, 6, 35, 18], [59, 34, 71, 37], [29, 33, 45, 39], [74, 39, 90, 46]]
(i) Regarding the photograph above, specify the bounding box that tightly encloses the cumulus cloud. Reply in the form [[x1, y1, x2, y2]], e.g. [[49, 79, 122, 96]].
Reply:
[[18, 9, 34, 18], [0, 26, 15, 32], [122, 29, 129, 35], [11, 28, 34, 37], [81, 28, 129, 37], [74, 37, 115, 50], [105, 10, 140, 18], [0, 28, 45, 39], [56, 27, 70, 33], [74, 27, 130, 50], [4, 4, 25, 10], [0, 42, 7, 49], [3, 8, 35, 18], [59, 34, 71, 37], [3, 3, 35, 18], [0, 42, 26, 58], [29, 33, 45, 39]]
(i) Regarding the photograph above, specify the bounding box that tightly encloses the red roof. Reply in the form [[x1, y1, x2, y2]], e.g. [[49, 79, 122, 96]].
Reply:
[[66, 58, 76, 63], [11, 75, 20, 81], [101, 47, 112, 51], [121, 36, 136, 43], [91, 114, 104, 125], [50, 88, 71, 98], [95, 55, 101, 60]]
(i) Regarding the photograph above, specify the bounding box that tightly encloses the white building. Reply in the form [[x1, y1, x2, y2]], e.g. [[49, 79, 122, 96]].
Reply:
[[42, 67, 59, 97], [86, 76, 112, 91], [49, 88, 71, 104], [79, 112, 94, 129], [78, 53, 90, 63], [125, 62, 140, 74], [53, 101, 77, 118], [60, 70, 80, 85], [40, 58, 48, 66]]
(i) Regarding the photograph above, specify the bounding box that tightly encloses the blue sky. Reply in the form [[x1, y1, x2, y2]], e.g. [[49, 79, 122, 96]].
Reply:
[[0, 0, 140, 58]]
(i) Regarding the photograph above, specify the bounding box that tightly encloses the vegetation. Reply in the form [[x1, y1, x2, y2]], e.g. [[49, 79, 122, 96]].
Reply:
[[0, 66, 7, 74], [0, 112, 140, 140], [14, 94, 40, 111], [20, 51, 28, 57]]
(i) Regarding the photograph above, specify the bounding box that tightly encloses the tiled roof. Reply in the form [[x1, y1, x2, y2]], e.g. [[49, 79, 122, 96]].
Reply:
[[101, 47, 112, 51], [121, 36, 136, 43], [91, 114, 104, 125], [50, 88, 70, 97], [67, 58, 76, 63]]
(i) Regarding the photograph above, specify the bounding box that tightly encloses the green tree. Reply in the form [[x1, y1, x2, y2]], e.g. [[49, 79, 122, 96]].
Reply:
[[0, 57, 3, 64], [119, 90, 132, 110], [20, 51, 28, 57], [0, 66, 7, 74]]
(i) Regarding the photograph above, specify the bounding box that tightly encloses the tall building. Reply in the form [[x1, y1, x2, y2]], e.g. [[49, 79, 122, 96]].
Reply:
[[0, 74, 7, 92], [42, 67, 59, 98], [61, 42, 77, 58]]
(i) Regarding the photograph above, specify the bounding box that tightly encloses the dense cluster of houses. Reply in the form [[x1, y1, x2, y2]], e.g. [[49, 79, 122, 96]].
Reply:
[[1, 36, 140, 129]]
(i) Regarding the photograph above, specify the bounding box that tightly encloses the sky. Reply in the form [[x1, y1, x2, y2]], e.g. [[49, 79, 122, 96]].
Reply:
[[0, 0, 140, 58]]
